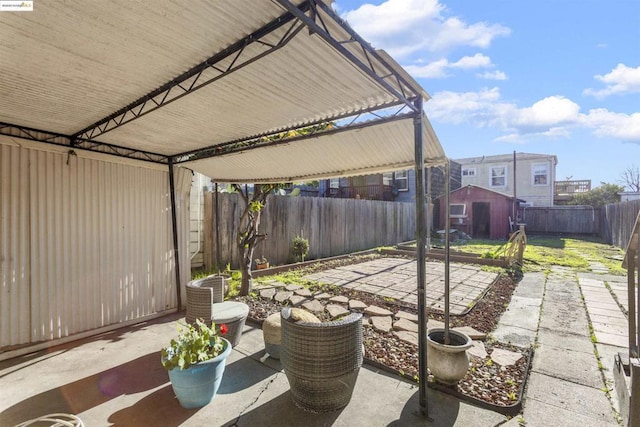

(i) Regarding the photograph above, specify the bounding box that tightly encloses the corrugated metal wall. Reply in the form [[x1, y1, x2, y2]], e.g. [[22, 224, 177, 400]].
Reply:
[[0, 137, 190, 350]]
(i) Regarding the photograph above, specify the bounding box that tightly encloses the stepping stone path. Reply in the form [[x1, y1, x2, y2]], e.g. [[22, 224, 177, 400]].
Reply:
[[255, 282, 503, 368]]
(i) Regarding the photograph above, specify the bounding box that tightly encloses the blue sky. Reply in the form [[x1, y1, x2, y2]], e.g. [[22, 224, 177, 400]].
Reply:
[[334, 0, 640, 188]]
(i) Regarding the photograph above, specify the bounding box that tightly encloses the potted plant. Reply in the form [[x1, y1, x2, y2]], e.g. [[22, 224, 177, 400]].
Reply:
[[255, 256, 269, 270], [161, 319, 232, 408], [427, 160, 473, 385]]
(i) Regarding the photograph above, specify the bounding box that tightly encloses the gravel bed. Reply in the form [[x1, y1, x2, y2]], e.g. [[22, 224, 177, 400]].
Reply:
[[235, 271, 529, 410]]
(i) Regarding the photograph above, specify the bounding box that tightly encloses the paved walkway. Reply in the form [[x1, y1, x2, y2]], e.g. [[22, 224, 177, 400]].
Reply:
[[496, 267, 629, 426], [304, 257, 498, 314]]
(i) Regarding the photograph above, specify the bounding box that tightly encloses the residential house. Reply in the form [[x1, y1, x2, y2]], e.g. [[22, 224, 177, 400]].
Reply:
[[454, 153, 557, 207], [318, 162, 462, 203], [620, 192, 640, 202]]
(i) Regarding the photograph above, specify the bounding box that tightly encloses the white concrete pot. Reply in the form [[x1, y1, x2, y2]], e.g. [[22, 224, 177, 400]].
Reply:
[[427, 328, 473, 385]]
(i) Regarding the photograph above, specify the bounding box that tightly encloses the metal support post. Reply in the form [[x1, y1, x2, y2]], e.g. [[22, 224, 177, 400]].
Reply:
[[168, 158, 182, 310], [413, 97, 428, 417]]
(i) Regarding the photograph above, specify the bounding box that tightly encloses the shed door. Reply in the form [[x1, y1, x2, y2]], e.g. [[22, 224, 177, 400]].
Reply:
[[472, 202, 490, 238]]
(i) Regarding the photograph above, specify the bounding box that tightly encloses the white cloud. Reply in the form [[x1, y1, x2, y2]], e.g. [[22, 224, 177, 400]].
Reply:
[[477, 70, 507, 81], [582, 109, 640, 142], [426, 88, 640, 143], [341, 0, 510, 58], [404, 53, 496, 78], [583, 64, 640, 98]]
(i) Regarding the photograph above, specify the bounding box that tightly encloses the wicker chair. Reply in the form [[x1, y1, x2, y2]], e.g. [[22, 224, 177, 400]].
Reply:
[[185, 276, 247, 347], [280, 307, 363, 412]]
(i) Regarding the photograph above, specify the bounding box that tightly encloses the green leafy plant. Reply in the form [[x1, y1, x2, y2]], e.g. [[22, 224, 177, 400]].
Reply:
[[161, 320, 228, 371], [255, 256, 268, 265], [292, 234, 309, 262]]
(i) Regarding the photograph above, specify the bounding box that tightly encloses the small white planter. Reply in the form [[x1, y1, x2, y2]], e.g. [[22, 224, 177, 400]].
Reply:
[[427, 328, 473, 385]]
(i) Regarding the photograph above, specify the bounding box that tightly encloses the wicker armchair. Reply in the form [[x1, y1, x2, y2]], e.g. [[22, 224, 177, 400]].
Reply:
[[280, 307, 363, 412], [185, 276, 248, 347]]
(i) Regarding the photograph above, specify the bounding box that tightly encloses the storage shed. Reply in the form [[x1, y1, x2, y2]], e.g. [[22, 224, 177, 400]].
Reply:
[[437, 185, 524, 240]]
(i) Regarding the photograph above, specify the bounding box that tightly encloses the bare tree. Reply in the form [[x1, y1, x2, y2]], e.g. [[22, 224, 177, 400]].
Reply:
[[232, 183, 279, 296], [619, 165, 640, 192]]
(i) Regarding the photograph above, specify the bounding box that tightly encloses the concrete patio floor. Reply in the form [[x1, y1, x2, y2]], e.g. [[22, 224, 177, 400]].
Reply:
[[0, 313, 508, 427], [1, 254, 632, 426]]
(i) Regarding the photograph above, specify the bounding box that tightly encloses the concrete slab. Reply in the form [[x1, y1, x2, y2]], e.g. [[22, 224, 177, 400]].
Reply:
[[497, 304, 540, 331], [538, 301, 590, 335], [536, 328, 594, 354], [524, 372, 617, 426], [523, 394, 619, 427], [0, 315, 508, 427], [490, 324, 536, 347], [531, 345, 602, 388], [596, 342, 628, 415], [595, 331, 629, 347]]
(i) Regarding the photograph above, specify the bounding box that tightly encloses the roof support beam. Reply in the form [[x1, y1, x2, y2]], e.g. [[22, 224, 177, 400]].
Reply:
[[71, 2, 312, 142], [0, 122, 168, 163], [275, 0, 419, 113]]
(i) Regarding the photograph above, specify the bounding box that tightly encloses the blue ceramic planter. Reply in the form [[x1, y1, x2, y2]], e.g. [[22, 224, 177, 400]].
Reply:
[[166, 338, 232, 408]]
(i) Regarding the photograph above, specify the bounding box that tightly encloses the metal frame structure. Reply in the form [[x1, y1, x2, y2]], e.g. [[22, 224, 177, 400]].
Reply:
[[1, 0, 437, 416]]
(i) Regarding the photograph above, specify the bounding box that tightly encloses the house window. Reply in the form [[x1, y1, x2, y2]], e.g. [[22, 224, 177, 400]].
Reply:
[[532, 163, 548, 185], [382, 172, 393, 186], [394, 171, 409, 191], [450, 203, 466, 218], [462, 168, 476, 177], [329, 178, 340, 189], [490, 166, 506, 187]]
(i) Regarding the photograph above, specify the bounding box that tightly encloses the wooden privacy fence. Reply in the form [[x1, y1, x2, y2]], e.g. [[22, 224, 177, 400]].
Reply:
[[521, 206, 600, 235], [203, 193, 417, 270], [602, 199, 640, 248]]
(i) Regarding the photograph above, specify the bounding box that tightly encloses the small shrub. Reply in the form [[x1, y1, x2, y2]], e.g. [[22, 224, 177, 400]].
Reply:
[[292, 234, 310, 262]]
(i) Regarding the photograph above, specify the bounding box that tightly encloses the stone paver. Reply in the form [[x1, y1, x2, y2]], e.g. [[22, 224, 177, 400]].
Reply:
[[452, 326, 486, 340], [370, 315, 393, 332], [294, 288, 312, 297], [326, 304, 350, 319], [302, 299, 325, 313], [365, 305, 393, 316], [259, 288, 276, 299], [348, 299, 367, 310], [288, 295, 307, 306], [274, 291, 293, 303], [468, 340, 488, 359], [490, 348, 522, 366], [392, 330, 418, 346], [395, 311, 418, 322], [393, 318, 418, 333], [329, 295, 349, 304]]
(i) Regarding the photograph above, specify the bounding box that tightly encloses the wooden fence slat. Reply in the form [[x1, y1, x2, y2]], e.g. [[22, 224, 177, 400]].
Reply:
[[202, 194, 418, 269]]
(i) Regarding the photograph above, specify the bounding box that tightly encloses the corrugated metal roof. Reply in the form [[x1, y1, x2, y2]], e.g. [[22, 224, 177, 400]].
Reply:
[[0, 0, 445, 180], [183, 115, 444, 182]]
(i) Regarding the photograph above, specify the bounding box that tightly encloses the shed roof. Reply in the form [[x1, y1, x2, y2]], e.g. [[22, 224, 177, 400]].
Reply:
[[0, 0, 445, 182], [438, 185, 526, 203]]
